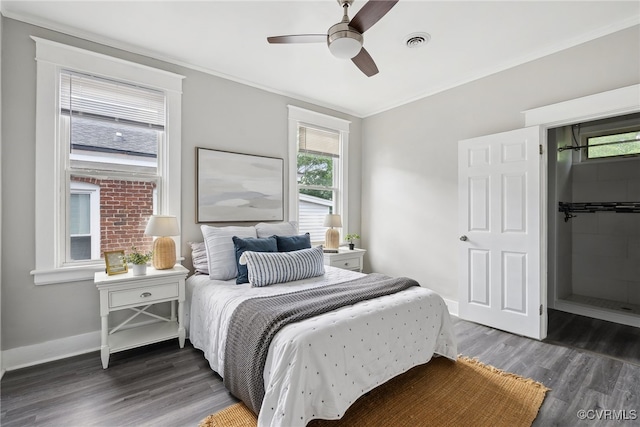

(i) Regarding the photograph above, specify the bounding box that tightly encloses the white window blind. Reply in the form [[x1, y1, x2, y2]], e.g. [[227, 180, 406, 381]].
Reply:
[[298, 126, 340, 157], [60, 71, 165, 129]]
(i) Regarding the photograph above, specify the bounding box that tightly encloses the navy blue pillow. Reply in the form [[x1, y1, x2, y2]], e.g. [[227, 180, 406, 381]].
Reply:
[[232, 236, 277, 284], [275, 233, 311, 252]]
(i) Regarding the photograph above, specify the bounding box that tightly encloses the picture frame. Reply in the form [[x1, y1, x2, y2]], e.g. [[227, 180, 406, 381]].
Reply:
[[104, 250, 128, 275], [196, 148, 284, 222]]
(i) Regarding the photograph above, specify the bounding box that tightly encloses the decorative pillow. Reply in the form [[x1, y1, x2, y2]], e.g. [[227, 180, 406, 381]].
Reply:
[[275, 233, 311, 252], [201, 225, 257, 280], [232, 236, 278, 284], [189, 241, 209, 275], [239, 245, 325, 287], [255, 221, 298, 238]]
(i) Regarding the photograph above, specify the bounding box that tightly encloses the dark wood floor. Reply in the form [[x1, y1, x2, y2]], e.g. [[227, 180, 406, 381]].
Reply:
[[2, 311, 639, 426], [545, 308, 640, 366]]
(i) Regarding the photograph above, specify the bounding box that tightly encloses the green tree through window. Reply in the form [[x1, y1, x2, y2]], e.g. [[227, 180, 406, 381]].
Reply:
[[588, 130, 640, 159], [297, 153, 333, 200]]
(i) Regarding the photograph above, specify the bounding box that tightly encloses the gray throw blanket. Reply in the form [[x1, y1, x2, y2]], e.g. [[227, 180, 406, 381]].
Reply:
[[223, 273, 419, 415]]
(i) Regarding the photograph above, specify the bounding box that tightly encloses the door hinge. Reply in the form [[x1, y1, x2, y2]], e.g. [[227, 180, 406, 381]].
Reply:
[[539, 304, 543, 315], [539, 145, 543, 155]]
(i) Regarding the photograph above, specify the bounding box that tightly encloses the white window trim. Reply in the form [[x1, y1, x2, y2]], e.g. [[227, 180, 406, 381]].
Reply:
[[69, 181, 100, 260], [31, 37, 184, 285], [288, 105, 351, 242]]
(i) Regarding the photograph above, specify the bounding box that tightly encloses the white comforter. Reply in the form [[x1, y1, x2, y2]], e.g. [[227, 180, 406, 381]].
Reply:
[[187, 267, 457, 427]]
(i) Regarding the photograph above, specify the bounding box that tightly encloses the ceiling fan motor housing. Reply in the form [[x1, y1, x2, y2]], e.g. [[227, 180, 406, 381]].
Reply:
[[328, 22, 363, 59]]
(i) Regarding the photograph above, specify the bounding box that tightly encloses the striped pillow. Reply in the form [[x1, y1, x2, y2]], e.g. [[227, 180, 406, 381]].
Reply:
[[239, 246, 325, 287]]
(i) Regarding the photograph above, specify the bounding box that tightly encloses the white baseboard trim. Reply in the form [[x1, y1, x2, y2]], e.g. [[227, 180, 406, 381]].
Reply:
[[554, 299, 640, 328], [1, 319, 171, 372], [443, 298, 459, 317], [2, 330, 101, 372]]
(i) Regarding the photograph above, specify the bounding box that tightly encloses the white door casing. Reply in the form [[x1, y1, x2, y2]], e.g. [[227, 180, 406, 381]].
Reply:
[[458, 126, 546, 340]]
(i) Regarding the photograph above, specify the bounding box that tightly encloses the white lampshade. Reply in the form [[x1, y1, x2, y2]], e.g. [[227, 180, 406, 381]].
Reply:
[[144, 215, 179, 237], [323, 214, 342, 228], [328, 36, 362, 59]]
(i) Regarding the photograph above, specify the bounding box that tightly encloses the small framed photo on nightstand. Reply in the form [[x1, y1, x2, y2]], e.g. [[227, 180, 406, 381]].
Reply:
[[104, 250, 128, 275]]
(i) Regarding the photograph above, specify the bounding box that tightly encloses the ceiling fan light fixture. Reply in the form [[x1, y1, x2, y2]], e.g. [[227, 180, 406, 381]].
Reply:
[[329, 35, 362, 59], [267, 0, 398, 76], [328, 22, 363, 59]]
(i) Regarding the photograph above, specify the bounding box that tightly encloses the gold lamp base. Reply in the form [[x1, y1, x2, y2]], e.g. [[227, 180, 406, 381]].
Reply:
[[152, 236, 176, 270], [325, 228, 339, 249]]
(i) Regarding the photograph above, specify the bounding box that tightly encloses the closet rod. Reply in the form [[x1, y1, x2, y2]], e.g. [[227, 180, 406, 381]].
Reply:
[[557, 137, 639, 152], [559, 201, 640, 222]]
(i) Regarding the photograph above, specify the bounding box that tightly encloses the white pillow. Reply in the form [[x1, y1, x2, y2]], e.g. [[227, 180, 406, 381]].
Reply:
[[189, 241, 209, 275], [200, 225, 257, 280], [255, 221, 298, 238], [239, 245, 325, 287]]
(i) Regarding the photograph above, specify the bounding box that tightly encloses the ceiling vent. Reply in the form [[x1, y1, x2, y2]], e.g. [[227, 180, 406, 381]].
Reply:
[[404, 32, 431, 48]]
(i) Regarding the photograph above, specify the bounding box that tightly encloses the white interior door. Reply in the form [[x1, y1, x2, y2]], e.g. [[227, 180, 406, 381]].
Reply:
[[458, 126, 546, 340]]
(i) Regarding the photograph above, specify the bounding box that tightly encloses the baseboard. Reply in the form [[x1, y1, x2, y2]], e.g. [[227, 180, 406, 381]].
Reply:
[[2, 330, 101, 372], [443, 298, 459, 317], [1, 319, 168, 371], [554, 299, 640, 328]]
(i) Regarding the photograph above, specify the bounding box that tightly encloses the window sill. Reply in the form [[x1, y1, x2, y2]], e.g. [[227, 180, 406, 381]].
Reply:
[[31, 257, 186, 285], [31, 264, 106, 286]]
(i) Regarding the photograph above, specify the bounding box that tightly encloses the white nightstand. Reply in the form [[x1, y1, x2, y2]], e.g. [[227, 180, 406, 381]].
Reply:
[[94, 265, 188, 369], [323, 247, 366, 272]]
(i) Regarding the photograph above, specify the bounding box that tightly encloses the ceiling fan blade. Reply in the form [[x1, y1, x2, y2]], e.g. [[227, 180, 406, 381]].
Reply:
[[267, 34, 327, 44], [349, 0, 399, 34], [351, 47, 379, 77]]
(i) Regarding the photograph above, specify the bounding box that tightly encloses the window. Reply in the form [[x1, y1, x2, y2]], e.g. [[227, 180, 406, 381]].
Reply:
[[69, 181, 100, 260], [586, 129, 640, 159], [62, 71, 163, 263], [288, 106, 350, 244], [32, 37, 184, 285]]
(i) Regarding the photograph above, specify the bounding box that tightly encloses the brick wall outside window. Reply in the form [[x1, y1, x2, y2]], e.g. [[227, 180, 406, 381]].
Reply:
[[72, 177, 155, 257]]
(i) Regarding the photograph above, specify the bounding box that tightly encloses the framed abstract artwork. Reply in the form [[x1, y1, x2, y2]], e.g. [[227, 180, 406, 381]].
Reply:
[[196, 148, 284, 222]]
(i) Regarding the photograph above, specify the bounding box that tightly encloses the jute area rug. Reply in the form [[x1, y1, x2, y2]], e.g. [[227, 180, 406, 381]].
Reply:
[[199, 356, 550, 427]]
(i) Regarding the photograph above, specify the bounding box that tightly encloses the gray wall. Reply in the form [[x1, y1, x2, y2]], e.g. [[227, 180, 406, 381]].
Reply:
[[571, 157, 640, 304], [361, 26, 640, 301], [0, 17, 362, 351], [0, 1, 4, 374], [550, 127, 574, 301]]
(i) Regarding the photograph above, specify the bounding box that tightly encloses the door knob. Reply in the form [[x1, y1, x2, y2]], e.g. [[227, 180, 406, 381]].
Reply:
[[459, 235, 468, 241]]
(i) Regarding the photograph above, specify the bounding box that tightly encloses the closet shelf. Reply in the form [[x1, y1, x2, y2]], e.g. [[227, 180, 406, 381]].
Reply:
[[559, 201, 640, 222]]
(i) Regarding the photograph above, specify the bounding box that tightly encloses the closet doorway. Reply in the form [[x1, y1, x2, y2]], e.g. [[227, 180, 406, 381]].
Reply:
[[547, 112, 640, 328]]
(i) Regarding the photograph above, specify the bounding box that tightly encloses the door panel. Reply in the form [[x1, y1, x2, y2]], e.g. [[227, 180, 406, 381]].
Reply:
[[458, 126, 545, 340], [469, 177, 490, 231], [502, 251, 527, 313], [502, 173, 526, 233], [469, 249, 490, 306]]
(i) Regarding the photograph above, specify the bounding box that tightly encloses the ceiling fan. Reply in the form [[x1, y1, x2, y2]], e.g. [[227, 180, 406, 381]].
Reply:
[[267, 0, 399, 77]]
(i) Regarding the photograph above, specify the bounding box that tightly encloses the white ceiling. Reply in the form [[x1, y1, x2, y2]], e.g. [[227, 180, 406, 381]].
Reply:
[[3, 1, 639, 117]]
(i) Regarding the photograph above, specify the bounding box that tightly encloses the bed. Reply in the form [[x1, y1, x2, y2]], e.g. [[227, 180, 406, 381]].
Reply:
[[186, 223, 457, 426], [184, 222, 457, 427]]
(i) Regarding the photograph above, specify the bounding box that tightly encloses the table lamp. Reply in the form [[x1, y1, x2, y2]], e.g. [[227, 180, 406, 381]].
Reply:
[[323, 214, 342, 249], [144, 215, 180, 270]]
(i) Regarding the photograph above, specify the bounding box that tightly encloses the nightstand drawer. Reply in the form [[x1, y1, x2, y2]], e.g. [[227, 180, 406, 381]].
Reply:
[[109, 283, 178, 308], [328, 256, 361, 270]]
